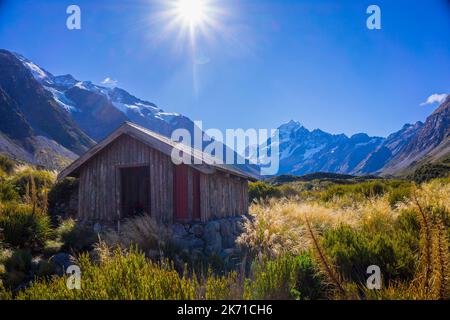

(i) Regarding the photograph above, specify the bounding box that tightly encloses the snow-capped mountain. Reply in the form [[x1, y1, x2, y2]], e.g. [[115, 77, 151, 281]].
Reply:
[[255, 120, 385, 175], [0, 49, 95, 169], [258, 98, 449, 176], [13, 52, 194, 141]]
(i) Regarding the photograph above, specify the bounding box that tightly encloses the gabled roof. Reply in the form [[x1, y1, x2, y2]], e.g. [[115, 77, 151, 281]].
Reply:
[[58, 122, 258, 181]]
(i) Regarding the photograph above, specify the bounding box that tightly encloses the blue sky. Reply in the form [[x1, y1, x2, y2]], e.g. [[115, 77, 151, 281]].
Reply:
[[1, 0, 449, 137]]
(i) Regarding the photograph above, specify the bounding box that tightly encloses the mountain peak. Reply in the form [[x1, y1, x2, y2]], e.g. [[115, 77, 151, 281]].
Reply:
[[53, 74, 78, 87], [311, 128, 326, 135], [350, 133, 370, 142], [278, 120, 302, 131]]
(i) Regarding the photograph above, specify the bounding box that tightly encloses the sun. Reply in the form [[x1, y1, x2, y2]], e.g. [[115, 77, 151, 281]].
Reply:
[[175, 0, 208, 27], [151, 0, 224, 52]]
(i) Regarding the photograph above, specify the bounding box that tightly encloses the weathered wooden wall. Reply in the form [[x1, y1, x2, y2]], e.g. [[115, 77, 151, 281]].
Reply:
[[199, 171, 248, 221], [77, 134, 249, 223]]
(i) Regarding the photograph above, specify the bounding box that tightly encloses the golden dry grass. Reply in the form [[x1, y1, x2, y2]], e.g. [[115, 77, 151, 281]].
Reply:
[[240, 180, 449, 256], [238, 180, 450, 300], [103, 214, 174, 257]]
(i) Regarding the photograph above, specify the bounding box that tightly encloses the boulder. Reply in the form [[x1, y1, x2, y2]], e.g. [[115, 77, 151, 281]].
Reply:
[[220, 220, 234, 248], [186, 237, 205, 250], [172, 223, 188, 237], [190, 224, 204, 237], [204, 222, 222, 254], [232, 217, 245, 236]]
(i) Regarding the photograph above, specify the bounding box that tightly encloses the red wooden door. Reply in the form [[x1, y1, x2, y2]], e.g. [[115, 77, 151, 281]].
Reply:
[[173, 165, 201, 222], [173, 165, 188, 221]]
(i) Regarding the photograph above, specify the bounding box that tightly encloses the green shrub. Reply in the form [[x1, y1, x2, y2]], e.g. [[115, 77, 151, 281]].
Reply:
[[11, 169, 55, 197], [320, 181, 389, 202], [0, 155, 15, 175], [319, 178, 411, 207], [36, 260, 57, 278], [3, 249, 32, 288], [358, 181, 388, 198], [322, 223, 418, 285], [0, 281, 12, 299], [0, 169, 7, 183], [55, 218, 77, 238], [388, 185, 412, 207], [393, 209, 420, 259], [322, 225, 372, 283], [277, 184, 299, 198], [244, 254, 323, 300], [4, 249, 32, 273], [15, 246, 247, 300], [203, 271, 241, 300], [0, 203, 52, 249], [410, 159, 450, 184], [365, 207, 420, 281], [59, 220, 97, 252], [320, 185, 349, 202], [367, 233, 400, 278], [15, 248, 201, 300], [0, 181, 19, 202], [248, 181, 280, 202], [47, 177, 78, 220], [292, 253, 324, 300]]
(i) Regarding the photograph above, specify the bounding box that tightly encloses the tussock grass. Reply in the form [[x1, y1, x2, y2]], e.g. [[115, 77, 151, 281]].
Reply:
[[103, 215, 175, 257], [239, 180, 450, 300]]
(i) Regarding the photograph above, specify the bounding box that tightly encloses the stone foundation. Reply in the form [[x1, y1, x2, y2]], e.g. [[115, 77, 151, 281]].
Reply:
[[171, 215, 249, 260]]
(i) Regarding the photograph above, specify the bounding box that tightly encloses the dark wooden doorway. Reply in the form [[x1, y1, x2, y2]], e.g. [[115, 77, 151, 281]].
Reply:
[[120, 166, 151, 218]]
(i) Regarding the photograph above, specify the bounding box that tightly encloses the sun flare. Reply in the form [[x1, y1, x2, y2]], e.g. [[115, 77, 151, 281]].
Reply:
[[152, 0, 225, 54], [175, 0, 208, 27]]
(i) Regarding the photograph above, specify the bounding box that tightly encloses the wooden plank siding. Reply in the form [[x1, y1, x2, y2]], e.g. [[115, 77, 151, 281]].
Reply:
[[77, 133, 249, 224]]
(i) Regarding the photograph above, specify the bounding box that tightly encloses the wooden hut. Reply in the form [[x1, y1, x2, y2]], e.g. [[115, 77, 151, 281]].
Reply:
[[58, 122, 257, 225]]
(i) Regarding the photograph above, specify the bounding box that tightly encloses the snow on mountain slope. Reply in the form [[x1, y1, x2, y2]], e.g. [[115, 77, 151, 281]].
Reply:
[[14, 53, 53, 84], [14, 52, 193, 141], [43, 86, 78, 112], [0, 50, 95, 168]]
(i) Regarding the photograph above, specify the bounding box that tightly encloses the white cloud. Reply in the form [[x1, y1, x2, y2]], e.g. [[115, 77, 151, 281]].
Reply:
[[101, 77, 118, 87], [420, 93, 448, 106]]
